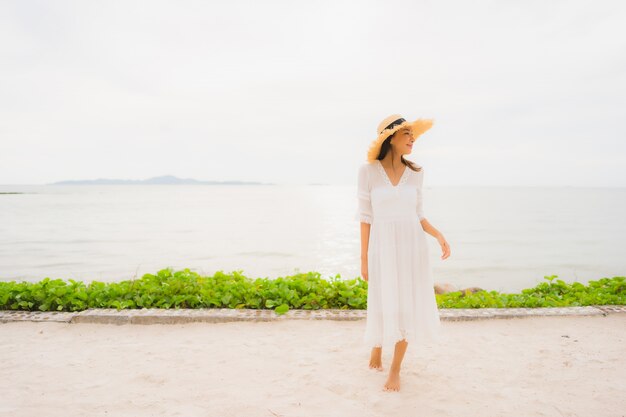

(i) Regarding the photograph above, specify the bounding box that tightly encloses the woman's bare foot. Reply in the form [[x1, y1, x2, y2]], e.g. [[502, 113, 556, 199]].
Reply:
[[369, 347, 383, 371], [383, 339, 407, 391], [383, 368, 401, 391]]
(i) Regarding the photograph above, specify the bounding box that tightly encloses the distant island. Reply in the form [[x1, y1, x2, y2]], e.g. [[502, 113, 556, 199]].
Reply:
[[48, 175, 273, 186]]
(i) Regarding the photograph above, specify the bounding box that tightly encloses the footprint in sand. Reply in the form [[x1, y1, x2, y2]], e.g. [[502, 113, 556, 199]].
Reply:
[[300, 369, 316, 382], [137, 373, 166, 384], [327, 384, 348, 395]]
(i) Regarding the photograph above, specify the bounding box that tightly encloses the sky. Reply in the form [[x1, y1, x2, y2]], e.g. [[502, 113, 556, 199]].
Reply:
[[1, 0, 625, 186]]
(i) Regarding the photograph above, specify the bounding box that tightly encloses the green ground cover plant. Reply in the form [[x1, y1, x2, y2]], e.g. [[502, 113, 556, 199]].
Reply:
[[0, 268, 624, 314]]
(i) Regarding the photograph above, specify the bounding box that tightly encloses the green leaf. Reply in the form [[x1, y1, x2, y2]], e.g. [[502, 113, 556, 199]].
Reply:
[[275, 304, 289, 315]]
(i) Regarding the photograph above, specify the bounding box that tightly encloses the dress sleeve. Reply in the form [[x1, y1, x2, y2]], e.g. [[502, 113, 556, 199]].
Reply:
[[416, 169, 426, 221], [355, 164, 373, 224]]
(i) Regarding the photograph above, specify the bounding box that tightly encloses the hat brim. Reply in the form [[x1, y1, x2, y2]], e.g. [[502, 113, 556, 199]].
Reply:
[[366, 118, 434, 163]]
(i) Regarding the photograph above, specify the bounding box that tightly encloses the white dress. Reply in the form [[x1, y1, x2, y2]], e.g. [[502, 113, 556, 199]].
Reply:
[[355, 160, 442, 350]]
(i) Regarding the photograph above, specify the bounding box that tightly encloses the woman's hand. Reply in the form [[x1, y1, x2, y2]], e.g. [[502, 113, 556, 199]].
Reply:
[[437, 234, 451, 260], [361, 258, 369, 282]]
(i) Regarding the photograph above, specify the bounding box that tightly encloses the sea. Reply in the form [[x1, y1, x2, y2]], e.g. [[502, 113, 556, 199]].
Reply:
[[1, 184, 624, 293]]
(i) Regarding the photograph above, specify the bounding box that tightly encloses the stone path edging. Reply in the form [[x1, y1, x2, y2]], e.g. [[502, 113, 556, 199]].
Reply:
[[0, 305, 624, 325]]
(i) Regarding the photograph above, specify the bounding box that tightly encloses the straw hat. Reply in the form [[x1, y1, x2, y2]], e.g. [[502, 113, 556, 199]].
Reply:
[[366, 114, 434, 163]]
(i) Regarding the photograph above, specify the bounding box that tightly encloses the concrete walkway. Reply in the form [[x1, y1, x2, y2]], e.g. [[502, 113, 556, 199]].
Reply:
[[1, 305, 625, 324]]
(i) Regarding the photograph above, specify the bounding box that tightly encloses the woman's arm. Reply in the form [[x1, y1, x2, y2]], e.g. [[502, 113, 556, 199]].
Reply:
[[360, 222, 371, 260], [420, 218, 451, 260], [360, 223, 371, 281], [416, 169, 450, 259], [357, 165, 373, 281]]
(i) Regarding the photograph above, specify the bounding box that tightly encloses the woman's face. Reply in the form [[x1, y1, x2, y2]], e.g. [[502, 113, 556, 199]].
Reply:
[[390, 127, 415, 154]]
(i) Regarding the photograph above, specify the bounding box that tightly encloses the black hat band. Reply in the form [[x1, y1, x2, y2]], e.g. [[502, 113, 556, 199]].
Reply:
[[380, 118, 406, 134]]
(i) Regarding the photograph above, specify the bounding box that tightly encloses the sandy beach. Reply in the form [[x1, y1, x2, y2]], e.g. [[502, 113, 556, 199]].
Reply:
[[1, 314, 625, 417]]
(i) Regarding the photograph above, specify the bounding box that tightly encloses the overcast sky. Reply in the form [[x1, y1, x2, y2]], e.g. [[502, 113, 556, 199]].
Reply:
[[1, 0, 625, 186]]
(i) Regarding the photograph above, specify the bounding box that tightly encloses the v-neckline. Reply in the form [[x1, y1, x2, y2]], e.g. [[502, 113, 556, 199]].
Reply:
[[377, 160, 408, 187]]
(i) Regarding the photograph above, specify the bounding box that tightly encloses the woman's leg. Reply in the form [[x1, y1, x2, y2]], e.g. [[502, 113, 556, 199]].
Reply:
[[369, 346, 383, 371], [383, 339, 408, 391]]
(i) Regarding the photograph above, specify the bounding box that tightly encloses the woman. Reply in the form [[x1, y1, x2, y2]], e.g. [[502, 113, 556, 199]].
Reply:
[[356, 114, 451, 392]]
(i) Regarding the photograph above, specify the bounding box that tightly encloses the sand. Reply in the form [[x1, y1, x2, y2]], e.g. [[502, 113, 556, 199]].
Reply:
[[1, 314, 625, 417]]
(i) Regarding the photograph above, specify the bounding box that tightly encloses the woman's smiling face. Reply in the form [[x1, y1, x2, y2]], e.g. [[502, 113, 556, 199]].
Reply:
[[390, 127, 415, 154]]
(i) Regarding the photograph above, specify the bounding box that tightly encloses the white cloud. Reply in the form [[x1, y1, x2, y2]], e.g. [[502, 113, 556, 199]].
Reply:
[[1, 0, 625, 186]]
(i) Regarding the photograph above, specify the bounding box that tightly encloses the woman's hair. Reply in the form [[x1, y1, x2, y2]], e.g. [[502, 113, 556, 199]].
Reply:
[[376, 131, 422, 172]]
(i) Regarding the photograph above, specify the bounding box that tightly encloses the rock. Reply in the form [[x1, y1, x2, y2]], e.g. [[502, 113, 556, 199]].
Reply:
[[434, 284, 485, 295], [434, 283, 458, 294], [459, 287, 485, 296]]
